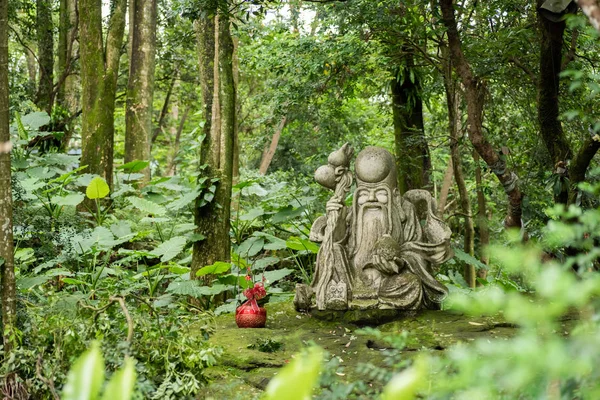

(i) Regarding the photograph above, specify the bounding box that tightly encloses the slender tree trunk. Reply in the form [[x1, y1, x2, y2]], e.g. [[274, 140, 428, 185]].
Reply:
[[25, 47, 37, 86], [259, 116, 287, 175], [232, 34, 240, 183], [57, 0, 69, 106], [0, 0, 16, 353], [36, 0, 54, 113], [125, 0, 157, 183], [63, 0, 79, 117], [151, 72, 176, 146], [191, 10, 236, 281], [80, 0, 126, 191], [166, 106, 189, 176], [474, 151, 489, 281], [443, 57, 475, 287], [438, 158, 454, 215], [391, 53, 431, 193], [440, 0, 524, 229]]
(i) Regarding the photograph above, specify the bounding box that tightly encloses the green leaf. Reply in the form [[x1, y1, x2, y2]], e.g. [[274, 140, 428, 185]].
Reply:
[[150, 236, 187, 262], [453, 248, 488, 271], [253, 232, 287, 250], [264, 347, 323, 400], [110, 220, 133, 238], [196, 261, 231, 277], [286, 236, 319, 253], [86, 177, 110, 199], [214, 301, 238, 315], [166, 189, 201, 211], [53, 193, 85, 206], [128, 197, 166, 216], [272, 205, 306, 223], [381, 357, 427, 400], [117, 160, 149, 173], [239, 207, 266, 221], [262, 268, 294, 285], [166, 280, 232, 297], [62, 341, 105, 400], [101, 358, 136, 400], [20, 111, 51, 130], [63, 278, 91, 286], [237, 236, 265, 257], [253, 256, 280, 270], [17, 276, 51, 290]]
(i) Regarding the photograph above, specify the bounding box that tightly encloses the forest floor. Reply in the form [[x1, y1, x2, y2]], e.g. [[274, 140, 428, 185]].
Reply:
[[201, 300, 579, 399]]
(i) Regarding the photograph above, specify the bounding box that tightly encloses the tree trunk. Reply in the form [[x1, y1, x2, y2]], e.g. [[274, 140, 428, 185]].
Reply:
[[0, 0, 16, 352], [125, 0, 157, 183], [440, 0, 524, 230], [80, 0, 126, 191], [259, 116, 287, 175], [232, 34, 240, 183], [57, 0, 69, 106], [568, 136, 600, 204], [166, 106, 189, 176], [151, 72, 176, 146], [36, 0, 54, 114], [443, 58, 475, 288], [391, 54, 431, 193], [438, 157, 454, 215], [473, 151, 489, 281], [537, 2, 572, 203], [191, 10, 236, 281]]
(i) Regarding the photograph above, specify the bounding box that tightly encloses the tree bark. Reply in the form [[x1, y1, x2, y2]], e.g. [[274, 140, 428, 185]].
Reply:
[[438, 157, 454, 215], [191, 10, 236, 281], [0, 0, 16, 352], [125, 0, 157, 184], [440, 0, 524, 229], [151, 72, 176, 146], [80, 0, 126, 191], [391, 53, 431, 193], [36, 0, 54, 114], [259, 116, 287, 175], [166, 106, 189, 176], [443, 56, 475, 287], [568, 136, 600, 204], [577, 0, 600, 31], [473, 151, 489, 281], [537, 1, 573, 203]]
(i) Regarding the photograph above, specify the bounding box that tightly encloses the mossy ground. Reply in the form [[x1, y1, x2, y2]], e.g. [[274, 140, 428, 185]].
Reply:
[[201, 300, 578, 399]]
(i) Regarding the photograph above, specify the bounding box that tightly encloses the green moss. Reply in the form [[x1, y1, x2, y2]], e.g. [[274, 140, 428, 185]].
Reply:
[[204, 301, 521, 397]]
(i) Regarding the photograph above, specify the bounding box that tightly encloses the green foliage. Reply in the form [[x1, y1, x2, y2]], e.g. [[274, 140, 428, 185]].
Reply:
[[62, 342, 136, 400], [264, 346, 324, 400], [86, 177, 110, 200]]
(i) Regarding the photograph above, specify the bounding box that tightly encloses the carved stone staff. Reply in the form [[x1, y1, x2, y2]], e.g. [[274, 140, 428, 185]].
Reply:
[[311, 143, 354, 310]]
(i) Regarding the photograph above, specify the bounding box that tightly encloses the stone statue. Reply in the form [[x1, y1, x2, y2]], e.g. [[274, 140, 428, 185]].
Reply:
[[295, 144, 453, 312]]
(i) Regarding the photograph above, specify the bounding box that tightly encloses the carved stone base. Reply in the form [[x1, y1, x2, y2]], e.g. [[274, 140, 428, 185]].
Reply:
[[310, 308, 421, 326]]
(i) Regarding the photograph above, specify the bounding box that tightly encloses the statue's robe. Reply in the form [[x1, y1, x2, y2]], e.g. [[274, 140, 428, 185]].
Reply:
[[348, 190, 451, 310]]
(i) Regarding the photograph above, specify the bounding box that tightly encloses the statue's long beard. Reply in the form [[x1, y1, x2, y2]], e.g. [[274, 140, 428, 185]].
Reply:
[[353, 204, 388, 272]]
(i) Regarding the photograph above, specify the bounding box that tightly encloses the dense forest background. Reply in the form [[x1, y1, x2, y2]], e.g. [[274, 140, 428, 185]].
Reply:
[[1, 0, 600, 398]]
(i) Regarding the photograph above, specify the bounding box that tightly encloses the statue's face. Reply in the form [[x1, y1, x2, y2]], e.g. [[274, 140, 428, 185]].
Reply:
[[356, 187, 389, 207]]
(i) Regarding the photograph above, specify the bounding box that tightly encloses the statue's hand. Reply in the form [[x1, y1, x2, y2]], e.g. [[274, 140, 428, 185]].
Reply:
[[372, 255, 401, 275], [326, 200, 344, 212]]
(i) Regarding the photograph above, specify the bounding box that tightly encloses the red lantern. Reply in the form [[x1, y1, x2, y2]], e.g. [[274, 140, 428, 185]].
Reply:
[[236, 282, 267, 328]]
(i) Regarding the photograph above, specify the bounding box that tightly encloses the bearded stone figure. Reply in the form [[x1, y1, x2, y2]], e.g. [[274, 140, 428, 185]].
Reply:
[[294, 145, 453, 312]]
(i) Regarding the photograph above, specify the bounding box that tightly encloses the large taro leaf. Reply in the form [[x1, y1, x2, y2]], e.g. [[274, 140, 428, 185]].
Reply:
[[150, 236, 187, 262]]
